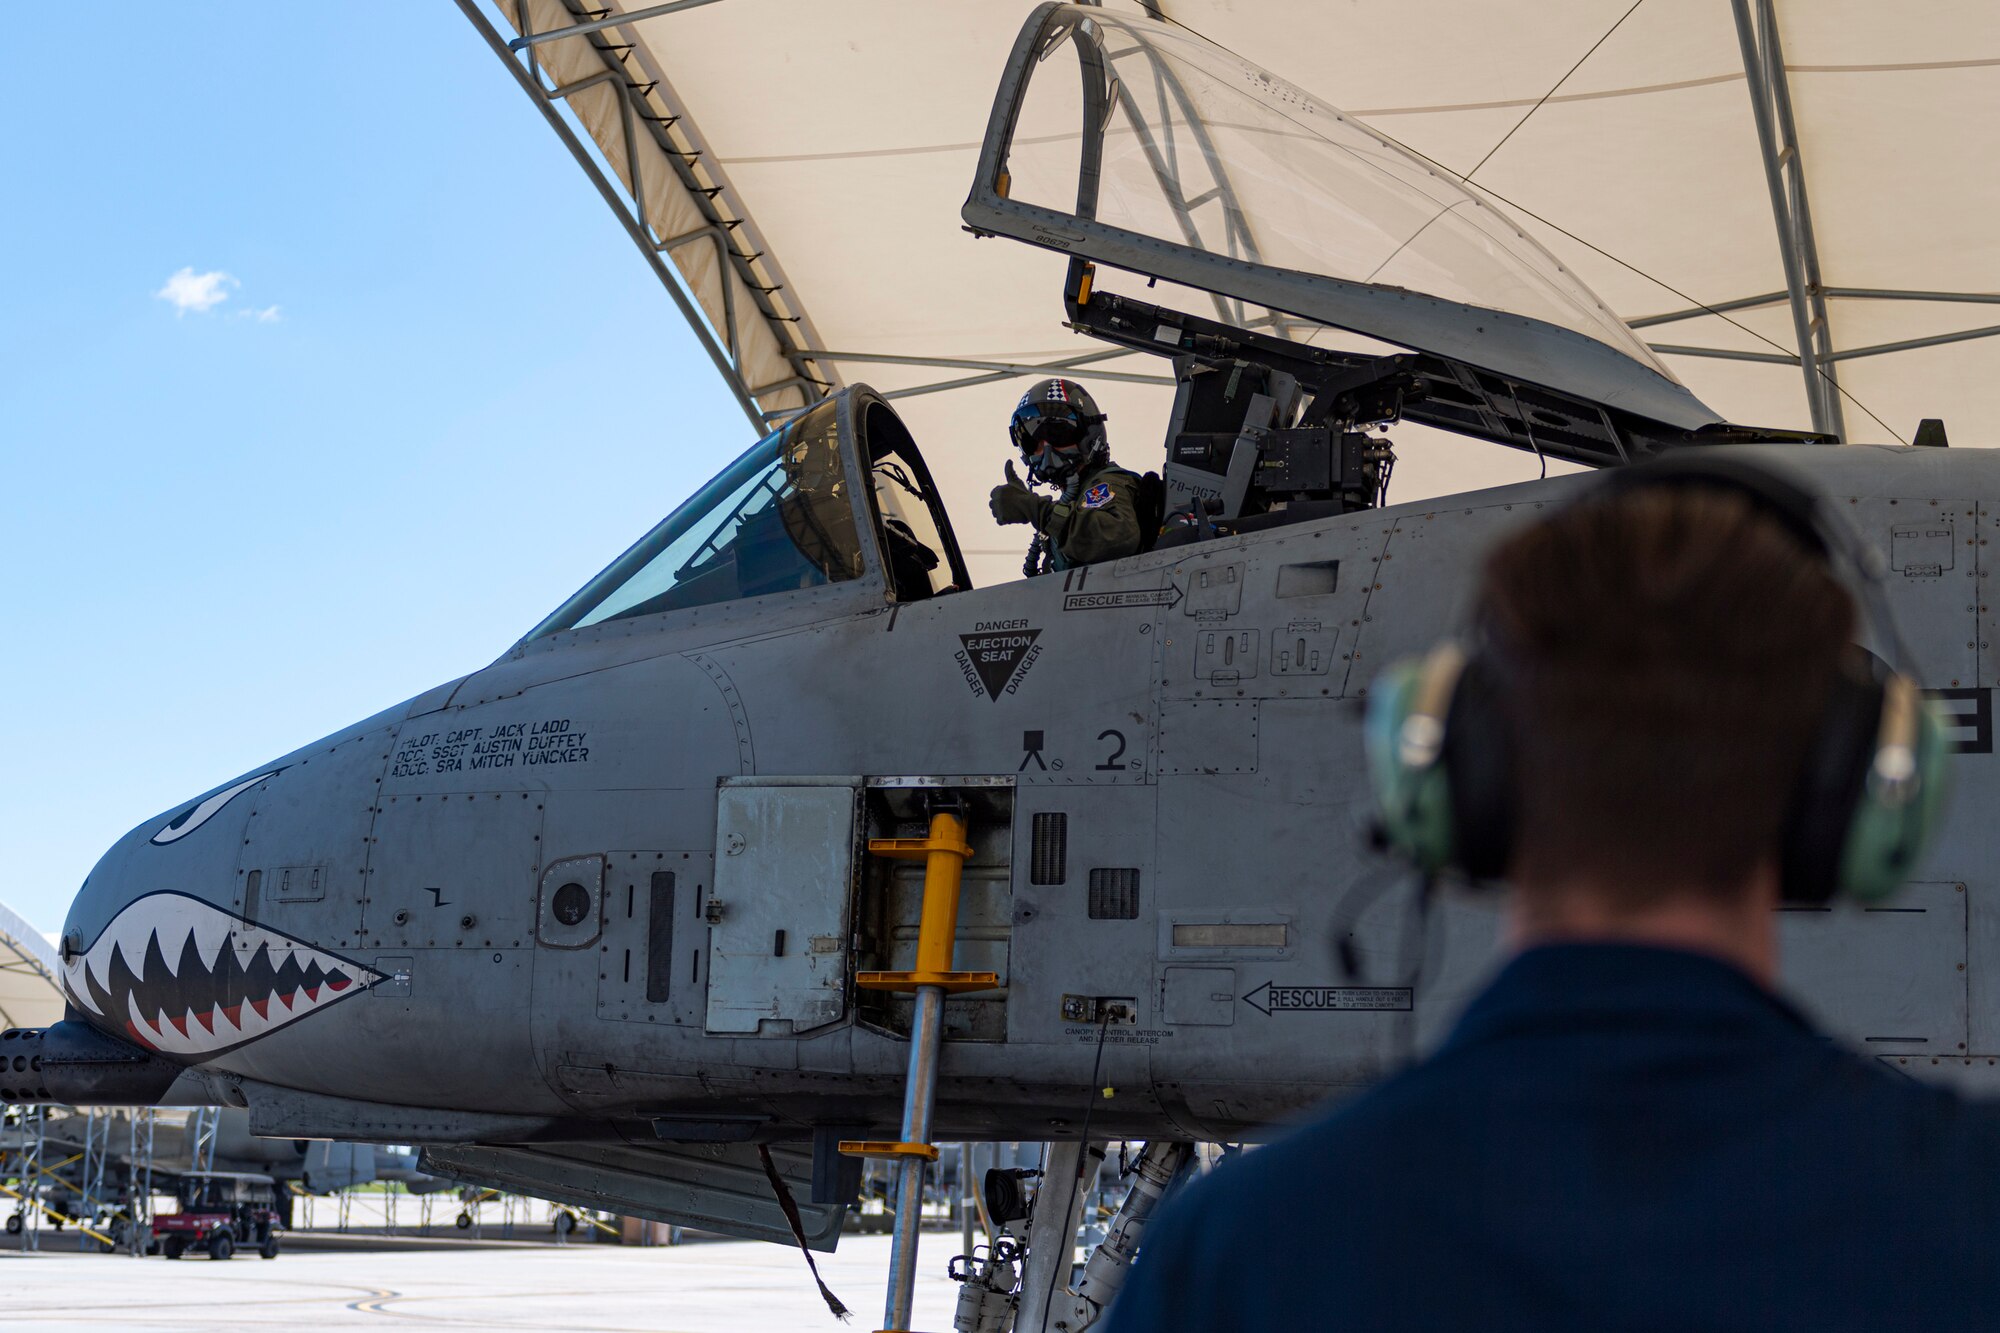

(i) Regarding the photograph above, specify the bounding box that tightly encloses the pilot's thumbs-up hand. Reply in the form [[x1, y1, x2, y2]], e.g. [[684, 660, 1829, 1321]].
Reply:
[[990, 460, 1045, 526]]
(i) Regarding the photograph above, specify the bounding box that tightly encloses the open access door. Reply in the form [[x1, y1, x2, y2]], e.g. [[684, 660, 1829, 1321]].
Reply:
[[704, 779, 863, 1036]]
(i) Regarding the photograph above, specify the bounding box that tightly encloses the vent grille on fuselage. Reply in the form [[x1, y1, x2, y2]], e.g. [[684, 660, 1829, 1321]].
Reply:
[[1031, 813, 1068, 885], [1088, 868, 1140, 919]]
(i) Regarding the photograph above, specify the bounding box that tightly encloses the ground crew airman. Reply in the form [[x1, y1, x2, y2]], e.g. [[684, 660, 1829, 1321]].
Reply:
[[1103, 456, 1996, 1333]]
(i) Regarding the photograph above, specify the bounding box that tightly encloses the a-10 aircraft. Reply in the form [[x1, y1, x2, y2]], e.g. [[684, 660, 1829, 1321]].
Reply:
[[0, 1107, 443, 1238], [16, 6, 1995, 1329]]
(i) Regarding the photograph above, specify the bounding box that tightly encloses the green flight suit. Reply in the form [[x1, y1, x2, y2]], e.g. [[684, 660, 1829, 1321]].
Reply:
[[1037, 461, 1143, 572]]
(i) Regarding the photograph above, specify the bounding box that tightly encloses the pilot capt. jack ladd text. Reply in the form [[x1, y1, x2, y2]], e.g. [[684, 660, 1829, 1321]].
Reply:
[[391, 718, 590, 778], [956, 621, 1044, 701]]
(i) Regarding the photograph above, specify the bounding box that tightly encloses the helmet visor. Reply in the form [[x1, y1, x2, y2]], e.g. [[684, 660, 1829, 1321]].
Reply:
[[1011, 402, 1093, 452]]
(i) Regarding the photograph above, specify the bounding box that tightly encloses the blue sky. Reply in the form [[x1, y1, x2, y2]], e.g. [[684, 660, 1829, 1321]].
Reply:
[[1, 5, 751, 935]]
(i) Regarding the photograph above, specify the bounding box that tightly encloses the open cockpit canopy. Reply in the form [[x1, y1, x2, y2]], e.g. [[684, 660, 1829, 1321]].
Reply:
[[963, 4, 1717, 431]]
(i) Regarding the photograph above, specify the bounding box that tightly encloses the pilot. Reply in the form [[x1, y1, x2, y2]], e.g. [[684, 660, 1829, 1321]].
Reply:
[[988, 378, 1142, 576], [1103, 458, 2000, 1331]]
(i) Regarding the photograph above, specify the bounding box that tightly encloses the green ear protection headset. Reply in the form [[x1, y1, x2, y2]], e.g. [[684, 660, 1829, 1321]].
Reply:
[[1364, 454, 1950, 905]]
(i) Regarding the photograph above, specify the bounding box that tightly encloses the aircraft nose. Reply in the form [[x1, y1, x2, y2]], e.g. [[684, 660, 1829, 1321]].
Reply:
[[61, 762, 386, 1059], [59, 770, 275, 1039]]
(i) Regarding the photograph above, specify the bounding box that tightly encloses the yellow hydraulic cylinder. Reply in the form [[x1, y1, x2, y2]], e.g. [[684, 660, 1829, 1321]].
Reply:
[[916, 811, 967, 976], [855, 811, 998, 994]]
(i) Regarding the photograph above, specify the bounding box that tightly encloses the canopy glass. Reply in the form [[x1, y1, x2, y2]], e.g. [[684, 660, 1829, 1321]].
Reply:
[[528, 398, 865, 637], [1000, 6, 1671, 377]]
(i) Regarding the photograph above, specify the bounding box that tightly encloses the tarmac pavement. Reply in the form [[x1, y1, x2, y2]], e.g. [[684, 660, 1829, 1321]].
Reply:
[[0, 1233, 965, 1331]]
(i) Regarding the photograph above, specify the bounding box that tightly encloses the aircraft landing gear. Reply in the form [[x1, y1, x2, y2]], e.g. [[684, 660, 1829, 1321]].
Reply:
[[1006, 1140, 1193, 1333], [454, 1210, 473, 1230], [1011, 1140, 1095, 1333]]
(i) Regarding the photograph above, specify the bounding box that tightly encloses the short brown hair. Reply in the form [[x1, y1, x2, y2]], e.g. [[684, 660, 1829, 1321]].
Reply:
[[1477, 484, 1856, 903]]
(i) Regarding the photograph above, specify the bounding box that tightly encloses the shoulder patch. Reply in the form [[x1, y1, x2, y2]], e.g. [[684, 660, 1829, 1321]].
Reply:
[[1082, 482, 1114, 509]]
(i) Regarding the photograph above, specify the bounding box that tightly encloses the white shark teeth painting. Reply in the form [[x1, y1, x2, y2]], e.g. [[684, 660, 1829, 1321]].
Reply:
[[62, 892, 382, 1056]]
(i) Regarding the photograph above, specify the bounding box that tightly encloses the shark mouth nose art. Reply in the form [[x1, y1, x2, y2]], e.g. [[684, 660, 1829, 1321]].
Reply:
[[63, 892, 382, 1057]]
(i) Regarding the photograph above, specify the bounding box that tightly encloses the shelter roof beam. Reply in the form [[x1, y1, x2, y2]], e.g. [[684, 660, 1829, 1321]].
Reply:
[[877, 348, 1159, 403], [1627, 291, 1789, 329], [1824, 288, 2000, 305], [1649, 343, 1800, 366], [1633, 289, 2000, 334], [1821, 322, 2000, 365], [800, 350, 1174, 387]]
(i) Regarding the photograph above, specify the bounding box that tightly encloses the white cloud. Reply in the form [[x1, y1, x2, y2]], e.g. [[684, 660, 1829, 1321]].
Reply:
[[154, 267, 236, 315], [238, 304, 281, 323]]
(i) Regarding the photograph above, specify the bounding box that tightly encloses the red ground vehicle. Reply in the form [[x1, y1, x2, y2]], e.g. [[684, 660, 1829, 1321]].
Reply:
[[152, 1172, 282, 1260]]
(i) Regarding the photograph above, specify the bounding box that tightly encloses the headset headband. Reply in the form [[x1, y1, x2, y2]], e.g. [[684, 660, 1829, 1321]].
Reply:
[[1364, 451, 1950, 903], [1592, 452, 1832, 560]]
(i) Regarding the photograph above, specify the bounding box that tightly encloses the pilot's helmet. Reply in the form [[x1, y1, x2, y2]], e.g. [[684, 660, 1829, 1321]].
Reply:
[[1011, 378, 1108, 483]]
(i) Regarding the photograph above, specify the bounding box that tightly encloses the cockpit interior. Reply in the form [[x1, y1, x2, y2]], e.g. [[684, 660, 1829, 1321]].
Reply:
[[527, 391, 972, 644]]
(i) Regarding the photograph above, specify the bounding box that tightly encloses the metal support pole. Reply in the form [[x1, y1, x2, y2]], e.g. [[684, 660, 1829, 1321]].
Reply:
[[189, 1106, 219, 1175], [21, 1106, 43, 1252], [1731, 0, 1845, 440], [127, 1108, 154, 1256], [845, 807, 998, 1332], [79, 1108, 109, 1250], [884, 986, 945, 1326], [961, 1142, 978, 1260]]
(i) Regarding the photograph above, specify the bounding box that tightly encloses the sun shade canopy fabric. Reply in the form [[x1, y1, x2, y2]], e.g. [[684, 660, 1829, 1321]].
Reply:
[[463, 0, 2000, 585], [0, 901, 65, 1031]]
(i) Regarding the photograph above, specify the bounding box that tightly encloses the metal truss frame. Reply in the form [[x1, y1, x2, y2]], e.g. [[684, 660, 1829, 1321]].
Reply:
[[505, 0, 725, 51], [189, 1105, 220, 1176], [13, 1106, 44, 1252], [1732, 0, 1843, 437], [76, 1107, 111, 1246], [458, 0, 835, 432], [465, 0, 1265, 425], [126, 1108, 155, 1254]]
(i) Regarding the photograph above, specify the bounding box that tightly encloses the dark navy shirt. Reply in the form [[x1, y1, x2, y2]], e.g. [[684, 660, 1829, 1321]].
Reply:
[[1103, 944, 2000, 1332]]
